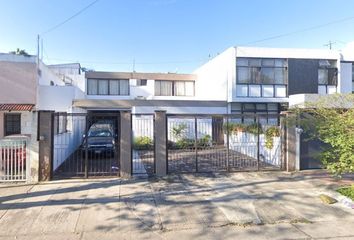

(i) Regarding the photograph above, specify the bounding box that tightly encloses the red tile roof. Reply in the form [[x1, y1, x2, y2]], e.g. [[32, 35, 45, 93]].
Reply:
[[0, 104, 34, 111]]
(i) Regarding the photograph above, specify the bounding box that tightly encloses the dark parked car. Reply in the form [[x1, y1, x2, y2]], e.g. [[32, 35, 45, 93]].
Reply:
[[82, 123, 116, 155]]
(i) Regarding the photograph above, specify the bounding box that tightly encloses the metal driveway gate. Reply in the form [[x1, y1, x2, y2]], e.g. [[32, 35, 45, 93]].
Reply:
[[52, 112, 120, 178], [167, 114, 284, 173], [132, 114, 155, 176]]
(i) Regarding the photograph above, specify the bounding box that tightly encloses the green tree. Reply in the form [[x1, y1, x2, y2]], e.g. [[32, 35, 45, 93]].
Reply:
[[9, 48, 30, 56], [291, 94, 354, 176]]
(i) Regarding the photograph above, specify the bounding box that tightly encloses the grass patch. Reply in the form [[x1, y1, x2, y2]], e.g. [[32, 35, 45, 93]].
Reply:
[[337, 185, 354, 201]]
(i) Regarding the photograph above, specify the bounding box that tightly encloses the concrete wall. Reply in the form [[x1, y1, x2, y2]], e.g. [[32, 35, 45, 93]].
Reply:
[[193, 48, 234, 101], [0, 61, 37, 104], [38, 85, 85, 112]]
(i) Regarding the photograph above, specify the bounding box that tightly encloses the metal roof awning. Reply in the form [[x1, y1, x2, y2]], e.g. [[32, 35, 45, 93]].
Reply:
[[0, 104, 34, 111]]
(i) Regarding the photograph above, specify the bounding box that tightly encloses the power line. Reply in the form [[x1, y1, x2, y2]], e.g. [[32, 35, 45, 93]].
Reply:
[[242, 15, 354, 45], [41, 0, 100, 36]]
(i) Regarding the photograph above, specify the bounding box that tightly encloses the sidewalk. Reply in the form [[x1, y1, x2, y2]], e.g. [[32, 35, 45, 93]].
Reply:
[[0, 171, 353, 239]]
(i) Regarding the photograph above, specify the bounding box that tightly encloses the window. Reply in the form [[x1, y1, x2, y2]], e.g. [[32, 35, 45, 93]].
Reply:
[[155, 80, 194, 96], [87, 79, 129, 95], [230, 103, 280, 124], [54, 113, 67, 135], [137, 79, 147, 86], [4, 114, 21, 136], [318, 60, 337, 94], [236, 58, 288, 97]]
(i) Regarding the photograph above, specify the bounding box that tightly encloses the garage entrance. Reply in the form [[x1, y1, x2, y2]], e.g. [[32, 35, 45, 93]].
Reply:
[[52, 111, 120, 178], [167, 114, 284, 173]]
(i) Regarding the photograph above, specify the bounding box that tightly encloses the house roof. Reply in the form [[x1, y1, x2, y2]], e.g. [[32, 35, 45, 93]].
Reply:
[[0, 104, 34, 111]]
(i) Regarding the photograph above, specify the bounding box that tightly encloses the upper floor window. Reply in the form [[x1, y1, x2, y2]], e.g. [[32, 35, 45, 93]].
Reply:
[[236, 58, 287, 98], [318, 60, 337, 94], [87, 79, 129, 95], [155, 80, 194, 96]]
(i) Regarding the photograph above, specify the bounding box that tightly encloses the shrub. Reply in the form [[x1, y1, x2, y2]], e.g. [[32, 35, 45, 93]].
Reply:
[[133, 136, 153, 150], [175, 138, 195, 149], [245, 123, 263, 135], [223, 122, 246, 134], [171, 123, 187, 141], [265, 126, 280, 149], [198, 134, 211, 147]]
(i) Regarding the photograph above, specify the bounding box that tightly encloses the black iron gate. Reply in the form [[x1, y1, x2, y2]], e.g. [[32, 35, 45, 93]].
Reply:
[[132, 114, 155, 176], [167, 114, 284, 173], [52, 112, 120, 178]]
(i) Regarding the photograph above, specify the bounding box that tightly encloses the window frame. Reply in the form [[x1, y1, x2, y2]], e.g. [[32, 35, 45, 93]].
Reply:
[[155, 80, 195, 96], [87, 79, 130, 96], [236, 58, 288, 98], [4, 113, 21, 136]]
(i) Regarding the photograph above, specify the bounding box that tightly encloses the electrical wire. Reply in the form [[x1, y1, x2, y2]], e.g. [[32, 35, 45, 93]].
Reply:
[[41, 0, 101, 36]]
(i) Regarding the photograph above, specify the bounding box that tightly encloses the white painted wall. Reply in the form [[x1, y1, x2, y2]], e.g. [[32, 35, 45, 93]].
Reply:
[[38, 85, 85, 112], [53, 115, 86, 171], [193, 48, 234, 101], [38, 61, 65, 86]]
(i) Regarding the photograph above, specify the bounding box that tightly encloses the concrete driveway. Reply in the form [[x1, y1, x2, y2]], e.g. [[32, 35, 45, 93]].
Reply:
[[0, 171, 353, 239]]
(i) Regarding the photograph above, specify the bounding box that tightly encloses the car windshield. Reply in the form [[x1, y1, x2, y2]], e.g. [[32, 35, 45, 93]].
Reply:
[[88, 130, 112, 137]]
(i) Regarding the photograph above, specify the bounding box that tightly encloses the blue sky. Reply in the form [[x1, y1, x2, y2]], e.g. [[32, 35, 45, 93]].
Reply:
[[1, 0, 354, 73]]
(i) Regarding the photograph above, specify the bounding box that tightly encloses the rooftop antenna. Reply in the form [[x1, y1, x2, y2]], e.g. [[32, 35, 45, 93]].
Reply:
[[132, 58, 136, 72], [324, 40, 336, 50]]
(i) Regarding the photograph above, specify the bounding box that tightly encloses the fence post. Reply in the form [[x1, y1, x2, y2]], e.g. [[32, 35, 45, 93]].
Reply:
[[154, 111, 167, 176], [256, 115, 260, 171], [226, 116, 230, 172], [120, 110, 132, 178], [38, 111, 54, 181], [284, 112, 297, 172], [194, 117, 198, 173]]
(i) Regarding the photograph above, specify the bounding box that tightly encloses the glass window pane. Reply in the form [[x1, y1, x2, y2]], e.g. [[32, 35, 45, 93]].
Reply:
[[174, 81, 185, 96], [109, 80, 119, 95], [274, 68, 286, 84], [256, 104, 267, 110], [275, 85, 287, 97], [275, 59, 286, 67], [328, 68, 337, 85], [262, 59, 274, 67], [267, 103, 278, 111], [87, 79, 97, 95], [243, 103, 255, 111], [318, 69, 328, 84], [237, 58, 248, 66], [160, 81, 172, 96], [249, 59, 261, 67], [155, 80, 161, 95], [98, 80, 108, 95], [318, 85, 327, 94], [250, 67, 261, 83], [119, 80, 129, 95], [261, 68, 274, 84], [231, 103, 242, 111], [236, 84, 248, 97], [262, 85, 274, 97], [237, 67, 249, 83], [249, 85, 261, 97], [185, 81, 194, 96]]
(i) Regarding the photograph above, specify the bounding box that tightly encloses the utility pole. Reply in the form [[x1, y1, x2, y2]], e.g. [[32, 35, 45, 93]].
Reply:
[[37, 34, 40, 72], [324, 40, 336, 50]]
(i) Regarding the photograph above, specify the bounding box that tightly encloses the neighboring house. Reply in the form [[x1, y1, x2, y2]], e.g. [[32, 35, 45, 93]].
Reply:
[[0, 53, 84, 182]]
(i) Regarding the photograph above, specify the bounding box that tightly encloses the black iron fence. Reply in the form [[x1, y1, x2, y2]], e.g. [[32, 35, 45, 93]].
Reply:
[[167, 113, 284, 173], [52, 112, 120, 178]]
